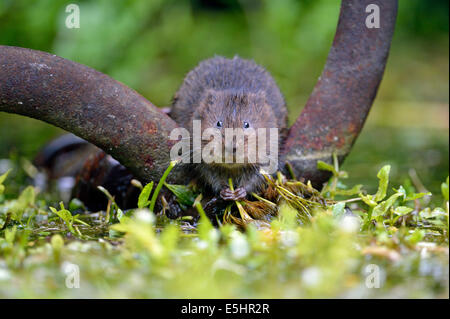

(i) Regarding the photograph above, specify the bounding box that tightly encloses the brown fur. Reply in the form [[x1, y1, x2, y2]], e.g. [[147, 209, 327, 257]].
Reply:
[[170, 56, 288, 196]]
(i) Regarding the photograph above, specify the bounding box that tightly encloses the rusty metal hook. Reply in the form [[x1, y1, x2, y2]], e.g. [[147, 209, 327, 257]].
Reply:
[[281, 0, 398, 187]]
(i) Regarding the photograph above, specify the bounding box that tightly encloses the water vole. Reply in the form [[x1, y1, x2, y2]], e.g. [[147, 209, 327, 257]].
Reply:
[[170, 56, 288, 201]]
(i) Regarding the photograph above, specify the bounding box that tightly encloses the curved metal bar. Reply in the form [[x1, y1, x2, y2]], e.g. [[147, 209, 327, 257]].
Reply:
[[282, 0, 398, 187], [0, 45, 182, 183]]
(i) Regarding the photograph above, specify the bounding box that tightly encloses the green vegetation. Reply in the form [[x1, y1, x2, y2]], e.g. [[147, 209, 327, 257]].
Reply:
[[0, 160, 448, 298], [0, 0, 448, 298]]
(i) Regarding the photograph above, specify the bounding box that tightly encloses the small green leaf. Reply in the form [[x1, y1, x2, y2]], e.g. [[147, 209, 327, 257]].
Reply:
[[405, 192, 431, 201], [19, 186, 35, 205], [393, 206, 413, 216], [138, 182, 154, 209], [395, 185, 407, 200], [50, 203, 76, 234], [164, 183, 197, 206], [372, 192, 402, 217], [0, 169, 11, 185], [116, 208, 125, 222], [374, 165, 390, 202], [278, 202, 298, 228], [149, 160, 179, 213], [335, 184, 363, 196], [359, 193, 377, 207], [50, 206, 70, 223], [4, 225, 17, 244], [420, 207, 447, 219], [395, 184, 431, 202], [406, 229, 425, 244], [9, 186, 35, 220], [317, 161, 337, 175], [441, 176, 449, 201], [194, 194, 214, 240], [69, 198, 85, 211], [73, 216, 89, 226], [0, 178, 4, 195]]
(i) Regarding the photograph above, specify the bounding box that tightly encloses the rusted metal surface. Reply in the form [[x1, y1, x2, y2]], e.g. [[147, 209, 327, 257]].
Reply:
[[282, 0, 398, 187], [0, 45, 183, 184], [72, 150, 140, 211]]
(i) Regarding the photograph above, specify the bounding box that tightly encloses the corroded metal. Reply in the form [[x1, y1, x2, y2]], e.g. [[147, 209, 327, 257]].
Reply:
[[72, 150, 140, 211], [0, 45, 182, 183], [282, 0, 398, 187]]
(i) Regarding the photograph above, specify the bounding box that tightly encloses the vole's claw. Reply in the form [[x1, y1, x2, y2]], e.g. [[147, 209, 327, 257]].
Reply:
[[234, 187, 247, 200], [220, 187, 247, 201], [220, 188, 234, 201]]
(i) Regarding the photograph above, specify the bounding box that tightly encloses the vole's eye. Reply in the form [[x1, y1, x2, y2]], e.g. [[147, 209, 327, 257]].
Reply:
[[243, 121, 250, 129], [216, 121, 223, 128]]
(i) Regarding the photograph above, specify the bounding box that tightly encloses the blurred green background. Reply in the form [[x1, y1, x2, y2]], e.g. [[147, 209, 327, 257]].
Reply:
[[0, 0, 448, 199]]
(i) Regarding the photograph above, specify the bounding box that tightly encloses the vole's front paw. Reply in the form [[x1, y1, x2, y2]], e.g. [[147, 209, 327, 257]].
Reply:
[[220, 187, 247, 201]]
